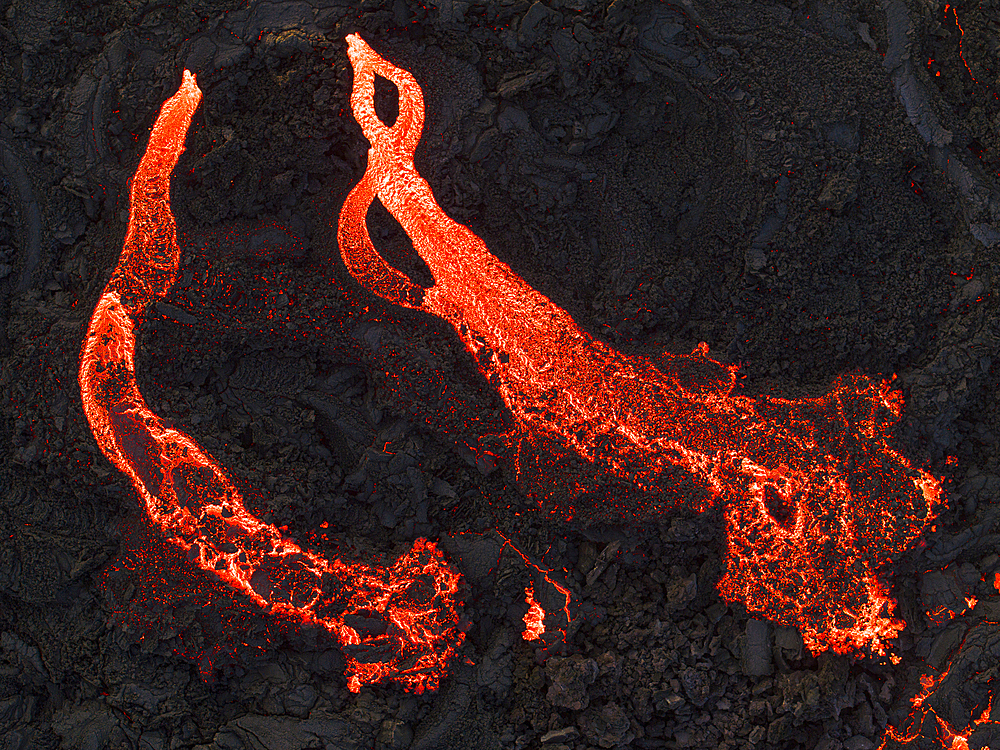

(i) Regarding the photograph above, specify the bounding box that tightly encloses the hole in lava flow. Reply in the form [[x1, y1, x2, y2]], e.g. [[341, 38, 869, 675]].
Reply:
[[763, 484, 796, 531], [373, 74, 400, 128], [78, 70, 465, 694], [338, 33, 945, 658], [366, 195, 435, 289]]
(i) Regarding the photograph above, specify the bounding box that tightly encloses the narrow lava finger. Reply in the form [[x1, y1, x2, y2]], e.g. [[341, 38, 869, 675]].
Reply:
[[80, 69, 465, 694]]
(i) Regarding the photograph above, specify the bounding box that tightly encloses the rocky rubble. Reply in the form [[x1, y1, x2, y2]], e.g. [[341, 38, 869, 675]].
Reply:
[[2, 0, 1000, 748]]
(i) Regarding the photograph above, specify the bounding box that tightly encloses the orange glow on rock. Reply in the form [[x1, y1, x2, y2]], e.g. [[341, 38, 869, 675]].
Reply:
[[881, 668, 998, 750], [489, 532, 573, 648], [522, 584, 545, 641], [79, 70, 465, 693], [339, 34, 944, 657]]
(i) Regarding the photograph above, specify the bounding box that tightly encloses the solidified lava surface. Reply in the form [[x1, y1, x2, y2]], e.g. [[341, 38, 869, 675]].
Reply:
[[2, 1, 1000, 749]]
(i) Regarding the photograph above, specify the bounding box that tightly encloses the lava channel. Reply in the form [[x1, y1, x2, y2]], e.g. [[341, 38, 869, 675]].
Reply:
[[338, 33, 945, 657], [78, 70, 465, 693]]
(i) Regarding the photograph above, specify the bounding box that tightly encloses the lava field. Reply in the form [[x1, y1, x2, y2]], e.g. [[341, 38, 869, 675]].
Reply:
[[2, 1, 1000, 749]]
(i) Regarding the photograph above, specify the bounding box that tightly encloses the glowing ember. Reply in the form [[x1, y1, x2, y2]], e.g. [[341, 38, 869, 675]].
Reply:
[[522, 584, 545, 641], [78, 70, 465, 693], [925, 597, 978, 626], [339, 33, 944, 656]]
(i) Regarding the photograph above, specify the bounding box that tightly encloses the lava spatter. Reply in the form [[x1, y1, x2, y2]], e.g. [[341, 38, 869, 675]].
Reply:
[[78, 70, 465, 693], [522, 584, 546, 642], [338, 33, 944, 656]]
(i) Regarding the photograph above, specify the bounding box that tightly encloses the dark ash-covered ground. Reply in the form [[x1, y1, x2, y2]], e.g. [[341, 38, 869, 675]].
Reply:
[[2, 0, 1000, 748]]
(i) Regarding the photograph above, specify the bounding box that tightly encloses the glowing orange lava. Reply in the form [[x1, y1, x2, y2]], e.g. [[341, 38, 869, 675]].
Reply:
[[78, 70, 465, 693], [338, 34, 944, 656], [944, 4, 1000, 103], [522, 584, 545, 641]]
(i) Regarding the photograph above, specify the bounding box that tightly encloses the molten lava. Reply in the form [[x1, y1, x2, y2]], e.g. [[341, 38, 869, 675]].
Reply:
[[522, 584, 545, 642], [338, 34, 944, 656], [78, 70, 465, 693]]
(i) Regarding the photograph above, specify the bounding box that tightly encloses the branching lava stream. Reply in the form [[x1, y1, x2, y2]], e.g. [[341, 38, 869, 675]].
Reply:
[[78, 34, 948, 698], [78, 70, 464, 693], [338, 34, 944, 657]]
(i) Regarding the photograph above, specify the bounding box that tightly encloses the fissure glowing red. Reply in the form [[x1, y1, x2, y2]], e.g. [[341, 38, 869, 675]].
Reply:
[[338, 34, 943, 657], [79, 70, 464, 693]]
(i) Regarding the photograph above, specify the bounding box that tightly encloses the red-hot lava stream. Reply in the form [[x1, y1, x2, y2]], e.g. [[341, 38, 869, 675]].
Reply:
[[339, 34, 945, 657], [78, 70, 465, 693]]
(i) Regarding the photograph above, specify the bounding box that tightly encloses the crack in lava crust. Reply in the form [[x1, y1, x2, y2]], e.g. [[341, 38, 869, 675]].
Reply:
[[338, 34, 945, 657], [78, 70, 465, 694]]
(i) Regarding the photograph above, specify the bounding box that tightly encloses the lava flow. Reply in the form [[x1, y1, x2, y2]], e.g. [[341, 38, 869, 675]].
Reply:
[[78, 70, 465, 693], [338, 34, 944, 657]]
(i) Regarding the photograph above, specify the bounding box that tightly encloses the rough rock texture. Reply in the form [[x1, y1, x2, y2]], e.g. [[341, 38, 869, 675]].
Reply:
[[2, 0, 1000, 748]]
